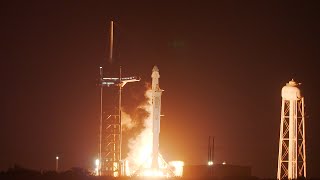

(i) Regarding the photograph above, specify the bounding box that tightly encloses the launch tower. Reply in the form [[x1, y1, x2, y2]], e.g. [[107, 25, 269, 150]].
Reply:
[[99, 67, 140, 176], [97, 21, 140, 176]]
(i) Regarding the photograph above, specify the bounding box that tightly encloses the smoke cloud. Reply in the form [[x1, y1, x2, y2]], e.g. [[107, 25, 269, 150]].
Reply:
[[125, 89, 153, 174]]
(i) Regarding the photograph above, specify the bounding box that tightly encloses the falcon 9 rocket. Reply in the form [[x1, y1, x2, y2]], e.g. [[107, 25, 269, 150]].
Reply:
[[151, 66, 163, 170]]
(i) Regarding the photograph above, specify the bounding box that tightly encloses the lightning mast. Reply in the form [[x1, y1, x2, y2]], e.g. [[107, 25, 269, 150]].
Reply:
[[208, 136, 214, 176], [277, 79, 306, 180]]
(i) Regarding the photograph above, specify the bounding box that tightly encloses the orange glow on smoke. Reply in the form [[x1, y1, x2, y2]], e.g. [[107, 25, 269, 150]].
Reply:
[[125, 89, 154, 175]]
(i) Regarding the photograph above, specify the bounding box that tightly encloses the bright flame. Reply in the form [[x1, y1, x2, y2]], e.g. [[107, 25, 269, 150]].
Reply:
[[113, 162, 119, 177], [169, 161, 184, 177], [95, 159, 100, 166], [94, 159, 100, 176], [208, 161, 214, 166], [124, 159, 130, 176]]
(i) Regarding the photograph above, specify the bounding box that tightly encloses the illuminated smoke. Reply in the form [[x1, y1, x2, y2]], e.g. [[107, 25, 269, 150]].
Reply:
[[121, 110, 135, 130], [125, 89, 153, 175]]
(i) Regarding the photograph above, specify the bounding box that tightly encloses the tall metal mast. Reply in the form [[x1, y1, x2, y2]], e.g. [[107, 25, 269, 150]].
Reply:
[[99, 67, 103, 176], [208, 136, 214, 176], [119, 66, 122, 162]]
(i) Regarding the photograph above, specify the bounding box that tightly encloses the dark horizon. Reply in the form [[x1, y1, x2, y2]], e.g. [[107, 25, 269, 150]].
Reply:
[[1, 1, 320, 179]]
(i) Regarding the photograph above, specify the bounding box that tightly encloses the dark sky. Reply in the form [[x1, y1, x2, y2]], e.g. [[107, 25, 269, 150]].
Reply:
[[1, 1, 320, 178]]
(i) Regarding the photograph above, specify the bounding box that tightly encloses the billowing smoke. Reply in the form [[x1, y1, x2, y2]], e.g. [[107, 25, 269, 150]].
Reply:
[[124, 89, 153, 175], [121, 111, 135, 130]]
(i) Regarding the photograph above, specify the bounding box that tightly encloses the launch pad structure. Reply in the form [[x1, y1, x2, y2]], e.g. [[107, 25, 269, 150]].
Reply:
[[98, 66, 140, 176], [97, 20, 141, 176], [98, 65, 176, 177]]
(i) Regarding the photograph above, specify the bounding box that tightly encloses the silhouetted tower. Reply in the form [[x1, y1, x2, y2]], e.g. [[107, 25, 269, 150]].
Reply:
[[277, 79, 306, 180]]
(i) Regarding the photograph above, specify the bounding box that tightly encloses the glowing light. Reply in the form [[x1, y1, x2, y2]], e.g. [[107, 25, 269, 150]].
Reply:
[[169, 161, 184, 177], [56, 156, 59, 160], [113, 162, 119, 177], [95, 159, 100, 166], [208, 161, 213, 166], [94, 159, 100, 176], [222, 161, 226, 165], [123, 160, 130, 176]]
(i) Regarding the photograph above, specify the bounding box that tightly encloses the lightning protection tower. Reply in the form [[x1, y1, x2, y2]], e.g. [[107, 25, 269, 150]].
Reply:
[[277, 79, 306, 180]]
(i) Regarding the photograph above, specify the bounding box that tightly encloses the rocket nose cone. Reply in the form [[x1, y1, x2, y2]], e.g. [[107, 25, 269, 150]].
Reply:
[[152, 66, 159, 72]]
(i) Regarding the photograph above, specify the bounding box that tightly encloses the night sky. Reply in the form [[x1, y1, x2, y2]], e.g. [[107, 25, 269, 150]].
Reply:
[[1, 1, 320, 178]]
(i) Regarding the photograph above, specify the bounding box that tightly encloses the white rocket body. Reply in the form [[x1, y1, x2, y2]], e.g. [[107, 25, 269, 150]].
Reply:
[[151, 66, 162, 169]]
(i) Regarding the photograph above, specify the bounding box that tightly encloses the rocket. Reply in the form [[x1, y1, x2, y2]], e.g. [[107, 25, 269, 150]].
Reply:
[[151, 66, 163, 169]]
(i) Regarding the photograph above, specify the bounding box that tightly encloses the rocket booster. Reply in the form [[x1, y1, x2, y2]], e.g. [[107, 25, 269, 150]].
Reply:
[[151, 66, 163, 169]]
